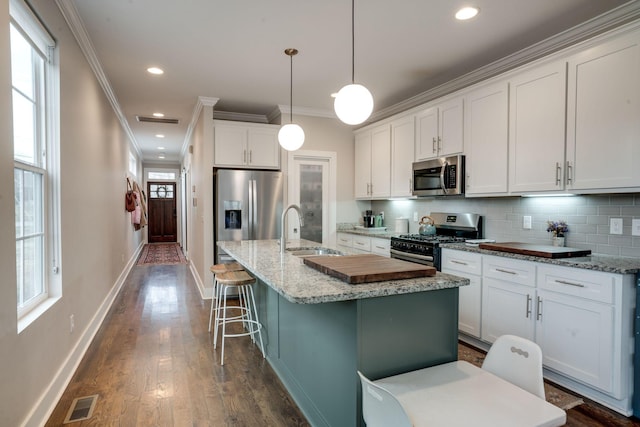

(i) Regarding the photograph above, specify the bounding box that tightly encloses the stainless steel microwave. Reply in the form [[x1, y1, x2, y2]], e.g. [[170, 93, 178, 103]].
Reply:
[[412, 155, 465, 197]]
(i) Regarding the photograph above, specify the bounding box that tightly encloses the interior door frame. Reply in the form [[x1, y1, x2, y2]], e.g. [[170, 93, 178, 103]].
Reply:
[[287, 150, 337, 247]]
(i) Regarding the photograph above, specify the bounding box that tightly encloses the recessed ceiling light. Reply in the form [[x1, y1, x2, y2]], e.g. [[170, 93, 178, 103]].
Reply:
[[152, 112, 164, 117], [455, 6, 479, 20], [330, 92, 338, 98], [158, 154, 166, 159], [157, 146, 165, 150], [147, 67, 164, 75], [155, 134, 165, 138]]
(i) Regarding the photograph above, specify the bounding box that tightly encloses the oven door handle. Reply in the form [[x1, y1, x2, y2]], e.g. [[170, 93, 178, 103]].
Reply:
[[390, 249, 434, 263], [440, 160, 449, 194]]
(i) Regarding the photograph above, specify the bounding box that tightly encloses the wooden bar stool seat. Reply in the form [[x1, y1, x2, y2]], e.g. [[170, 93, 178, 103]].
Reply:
[[208, 262, 244, 332], [213, 270, 265, 365]]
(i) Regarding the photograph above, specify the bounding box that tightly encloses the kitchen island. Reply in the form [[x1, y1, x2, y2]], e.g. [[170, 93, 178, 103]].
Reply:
[[217, 239, 469, 427]]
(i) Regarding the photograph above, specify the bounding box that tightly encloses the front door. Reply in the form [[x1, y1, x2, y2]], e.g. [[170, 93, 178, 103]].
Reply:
[[148, 181, 177, 243]]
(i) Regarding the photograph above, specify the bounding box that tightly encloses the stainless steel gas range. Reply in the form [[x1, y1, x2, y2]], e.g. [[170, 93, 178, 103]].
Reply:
[[390, 212, 482, 270]]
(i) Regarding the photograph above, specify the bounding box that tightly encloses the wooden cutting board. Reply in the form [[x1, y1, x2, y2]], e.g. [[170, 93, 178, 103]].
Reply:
[[303, 254, 436, 284], [478, 242, 591, 258]]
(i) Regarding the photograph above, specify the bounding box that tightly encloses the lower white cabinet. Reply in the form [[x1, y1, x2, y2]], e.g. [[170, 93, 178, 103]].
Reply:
[[337, 232, 390, 257], [482, 277, 536, 343], [441, 249, 482, 338], [370, 237, 391, 257]]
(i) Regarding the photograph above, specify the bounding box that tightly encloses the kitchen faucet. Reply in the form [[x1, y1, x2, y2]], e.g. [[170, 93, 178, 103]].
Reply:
[[281, 204, 305, 254]]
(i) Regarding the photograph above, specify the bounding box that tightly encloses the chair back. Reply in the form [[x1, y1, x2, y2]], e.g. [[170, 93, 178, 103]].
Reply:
[[357, 371, 412, 427], [481, 334, 546, 399]]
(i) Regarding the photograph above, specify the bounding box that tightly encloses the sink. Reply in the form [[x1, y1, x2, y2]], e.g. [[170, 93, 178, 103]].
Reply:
[[286, 247, 344, 257]]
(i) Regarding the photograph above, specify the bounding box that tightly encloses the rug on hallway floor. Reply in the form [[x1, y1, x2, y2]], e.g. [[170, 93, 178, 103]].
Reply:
[[136, 243, 187, 266], [458, 342, 584, 411]]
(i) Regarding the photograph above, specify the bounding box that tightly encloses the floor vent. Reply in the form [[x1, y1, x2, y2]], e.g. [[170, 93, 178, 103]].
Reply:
[[63, 394, 98, 424]]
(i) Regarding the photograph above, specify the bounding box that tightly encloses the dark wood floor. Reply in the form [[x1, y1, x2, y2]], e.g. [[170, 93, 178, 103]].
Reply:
[[46, 263, 639, 426]]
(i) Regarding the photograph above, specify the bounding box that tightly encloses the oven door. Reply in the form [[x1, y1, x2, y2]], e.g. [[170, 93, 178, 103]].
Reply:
[[390, 249, 434, 267]]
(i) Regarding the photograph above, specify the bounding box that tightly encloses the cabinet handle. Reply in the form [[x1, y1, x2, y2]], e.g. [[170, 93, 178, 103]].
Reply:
[[495, 268, 517, 275], [526, 294, 532, 318], [243, 149, 247, 164], [375, 245, 386, 250], [555, 162, 562, 186], [554, 279, 585, 288], [566, 161, 573, 184], [249, 150, 252, 164], [432, 137, 437, 154], [451, 260, 468, 266], [536, 296, 543, 321], [409, 178, 412, 193], [437, 136, 442, 152]]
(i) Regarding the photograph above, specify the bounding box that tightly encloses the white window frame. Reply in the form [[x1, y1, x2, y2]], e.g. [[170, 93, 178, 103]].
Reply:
[[11, 0, 61, 330]]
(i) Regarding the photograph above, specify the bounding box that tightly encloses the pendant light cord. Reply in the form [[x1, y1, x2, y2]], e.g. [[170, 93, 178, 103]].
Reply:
[[351, 0, 355, 84], [290, 52, 293, 123]]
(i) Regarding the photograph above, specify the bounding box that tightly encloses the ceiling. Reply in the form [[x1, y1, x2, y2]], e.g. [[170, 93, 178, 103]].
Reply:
[[64, 0, 638, 163]]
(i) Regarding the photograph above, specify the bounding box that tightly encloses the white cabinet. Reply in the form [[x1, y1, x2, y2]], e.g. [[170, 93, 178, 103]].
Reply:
[[336, 232, 353, 251], [441, 249, 482, 338], [213, 121, 280, 169], [415, 97, 463, 161], [566, 30, 640, 192], [352, 235, 372, 253], [354, 125, 390, 199], [463, 81, 509, 196], [508, 61, 567, 193], [390, 116, 415, 197], [337, 232, 390, 257], [481, 255, 537, 343], [370, 237, 390, 257]]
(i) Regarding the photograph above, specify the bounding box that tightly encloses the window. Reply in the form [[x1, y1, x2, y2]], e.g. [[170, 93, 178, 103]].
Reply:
[[129, 150, 137, 177], [148, 171, 176, 180], [11, 0, 59, 321]]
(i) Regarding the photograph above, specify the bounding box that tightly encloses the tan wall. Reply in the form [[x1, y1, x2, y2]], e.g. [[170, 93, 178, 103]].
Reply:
[[0, 1, 143, 425]]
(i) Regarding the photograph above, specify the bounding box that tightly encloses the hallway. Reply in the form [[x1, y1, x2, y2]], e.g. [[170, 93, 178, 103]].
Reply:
[[45, 264, 308, 426]]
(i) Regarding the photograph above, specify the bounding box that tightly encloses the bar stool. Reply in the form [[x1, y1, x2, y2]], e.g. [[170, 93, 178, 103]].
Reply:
[[213, 270, 265, 365], [208, 262, 244, 333]]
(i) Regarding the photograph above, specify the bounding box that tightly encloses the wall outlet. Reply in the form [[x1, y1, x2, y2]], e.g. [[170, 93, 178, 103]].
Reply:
[[70, 314, 75, 333], [413, 212, 419, 222], [632, 219, 640, 236], [523, 215, 532, 230], [610, 218, 623, 235]]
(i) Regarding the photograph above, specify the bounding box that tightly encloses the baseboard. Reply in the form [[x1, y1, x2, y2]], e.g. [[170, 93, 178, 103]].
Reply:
[[23, 242, 145, 427], [189, 259, 212, 299]]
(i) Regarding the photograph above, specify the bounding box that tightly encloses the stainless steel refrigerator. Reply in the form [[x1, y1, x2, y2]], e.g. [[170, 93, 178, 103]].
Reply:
[[214, 168, 283, 263]]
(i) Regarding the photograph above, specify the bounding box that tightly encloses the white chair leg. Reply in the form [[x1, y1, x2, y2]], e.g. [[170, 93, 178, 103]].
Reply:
[[208, 277, 218, 332], [213, 282, 224, 349], [247, 284, 265, 358], [220, 285, 230, 365]]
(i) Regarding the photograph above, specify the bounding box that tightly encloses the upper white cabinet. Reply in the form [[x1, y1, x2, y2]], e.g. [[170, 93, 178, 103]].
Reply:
[[566, 30, 640, 192], [415, 97, 463, 161], [464, 81, 509, 196], [508, 61, 567, 194], [390, 115, 415, 197], [354, 124, 390, 199], [213, 121, 280, 169]]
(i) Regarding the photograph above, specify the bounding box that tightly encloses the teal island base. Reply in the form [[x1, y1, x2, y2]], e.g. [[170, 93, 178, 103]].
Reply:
[[254, 282, 459, 427]]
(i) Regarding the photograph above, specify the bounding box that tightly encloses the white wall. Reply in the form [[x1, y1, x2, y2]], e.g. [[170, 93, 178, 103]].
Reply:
[[0, 1, 143, 425]]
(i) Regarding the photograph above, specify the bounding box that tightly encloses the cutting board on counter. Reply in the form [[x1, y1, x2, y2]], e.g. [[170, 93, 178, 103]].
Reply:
[[303, 254, 436, 284], [478, 242, 591, 258]]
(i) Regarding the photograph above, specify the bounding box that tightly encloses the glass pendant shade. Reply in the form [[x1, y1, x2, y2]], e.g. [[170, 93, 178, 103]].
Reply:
[[278, 123, 305, 151], [334, 83, 374, 125]]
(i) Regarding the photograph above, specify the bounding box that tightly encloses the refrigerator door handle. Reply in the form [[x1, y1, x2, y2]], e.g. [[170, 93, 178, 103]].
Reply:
[[248, 179, 254, 240]]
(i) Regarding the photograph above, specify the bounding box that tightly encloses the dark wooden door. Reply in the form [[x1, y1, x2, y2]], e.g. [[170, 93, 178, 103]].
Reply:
[[147, 182, 177, 242]]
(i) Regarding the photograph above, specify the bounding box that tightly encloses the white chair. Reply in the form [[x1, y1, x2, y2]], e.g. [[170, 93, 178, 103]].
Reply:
[[481, 334, 546, 399], [357, 371, 413, 427]]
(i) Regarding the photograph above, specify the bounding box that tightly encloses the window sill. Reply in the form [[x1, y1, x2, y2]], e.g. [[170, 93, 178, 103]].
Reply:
[[18, 296, 61, 334]]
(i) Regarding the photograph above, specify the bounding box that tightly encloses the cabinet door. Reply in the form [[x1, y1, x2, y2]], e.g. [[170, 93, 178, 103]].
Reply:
[[415, 107, 438, 160], [481, 278, 535, 343], [214, 125, 247, 166], [352, 235, 371, 253], [370, 237, 390, 257], [508, 61, 566, 193], [439, 97, 464, 156], [390, 116, 415, 197], [464, 81, 509, 196], [566, 32, 640, 191], [354, 132, 372, 199], [370, 125, 391, 198], [247, 127, 280, 168], [536, 289, 614, 393]]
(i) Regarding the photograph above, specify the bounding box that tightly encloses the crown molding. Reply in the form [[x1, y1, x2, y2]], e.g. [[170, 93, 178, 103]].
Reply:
[[275, 105, 336, 121], [180, 96, 219, 158], [367, 1, 640, 124], [55, 0, 141, 158]]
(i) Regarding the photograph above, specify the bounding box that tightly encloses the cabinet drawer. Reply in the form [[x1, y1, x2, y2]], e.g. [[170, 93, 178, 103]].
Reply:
[[336, 233, 353, 248], [441, 249, 481, 275], [537, 265, 616, 304], [352, 235, 372, 252], [483, 255, 536, 287], [370, 237, 390, 257]]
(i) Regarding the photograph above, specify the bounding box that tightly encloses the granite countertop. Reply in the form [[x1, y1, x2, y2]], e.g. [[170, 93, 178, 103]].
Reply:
[[337, 228, 401, 239], [441, 243, 640, 274], [217, 239, 469, 304]]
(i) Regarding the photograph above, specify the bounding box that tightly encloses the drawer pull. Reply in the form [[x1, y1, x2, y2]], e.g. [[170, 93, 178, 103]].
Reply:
[[555, 279, 585, 288], [375, 245, 386, 250], [496, 268, 517, 275], [536, 296, 543, 321], [451, 260, 468, 266], [526, 294, 532, 318]]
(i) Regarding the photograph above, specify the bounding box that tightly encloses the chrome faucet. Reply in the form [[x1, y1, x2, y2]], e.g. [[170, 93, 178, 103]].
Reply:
[[281, 204, 305, 254]]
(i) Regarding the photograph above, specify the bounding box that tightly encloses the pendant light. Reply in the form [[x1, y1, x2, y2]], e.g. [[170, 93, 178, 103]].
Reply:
[[334, 0, 373, 125], [278, 48, 305, 151]]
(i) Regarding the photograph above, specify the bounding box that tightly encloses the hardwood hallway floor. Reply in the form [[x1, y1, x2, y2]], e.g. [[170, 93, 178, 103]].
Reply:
[[45, 264, 309, 426]]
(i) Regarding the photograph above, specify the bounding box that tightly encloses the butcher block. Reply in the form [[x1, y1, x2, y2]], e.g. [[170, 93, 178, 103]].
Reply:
[[478, 242, 591, 258], [302, 254, 436, 284]]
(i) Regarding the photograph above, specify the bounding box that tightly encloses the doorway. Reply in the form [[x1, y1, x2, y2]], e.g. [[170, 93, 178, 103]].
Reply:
[[288, 150, 337, 246], [147, 181, 177, 242]]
